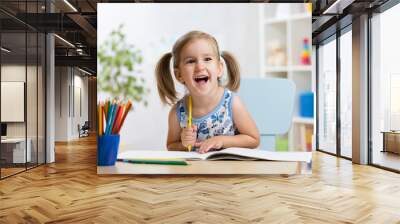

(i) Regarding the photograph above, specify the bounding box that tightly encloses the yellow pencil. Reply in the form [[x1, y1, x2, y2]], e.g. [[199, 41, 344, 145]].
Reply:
[[100, 103, 104, 136], [98, 102, 103, 136], [115, 100, 132, 134], [187, 95, 192, 152]]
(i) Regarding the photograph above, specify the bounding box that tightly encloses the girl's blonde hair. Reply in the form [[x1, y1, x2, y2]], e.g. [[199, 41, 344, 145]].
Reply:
[[155, 30, 240, 105]]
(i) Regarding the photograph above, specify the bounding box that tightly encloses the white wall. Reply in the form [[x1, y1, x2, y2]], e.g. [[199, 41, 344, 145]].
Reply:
[[98, 3, 262, 150], [1, 65, 28, 137], [55, 67, 68, 141], [55, 67, 89, 141], [72, 73, 89, 137]]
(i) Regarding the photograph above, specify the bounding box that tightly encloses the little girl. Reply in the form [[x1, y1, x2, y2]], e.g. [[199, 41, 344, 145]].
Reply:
[[155, 31, 260, 153]]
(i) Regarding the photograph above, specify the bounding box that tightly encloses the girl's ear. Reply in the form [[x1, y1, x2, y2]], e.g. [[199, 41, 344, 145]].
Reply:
[[174, 68, 185, 84], [217, 60, 224, 78]]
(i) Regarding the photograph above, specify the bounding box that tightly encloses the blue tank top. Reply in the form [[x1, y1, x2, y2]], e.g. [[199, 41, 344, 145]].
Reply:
[[176, 89, 238, 143]]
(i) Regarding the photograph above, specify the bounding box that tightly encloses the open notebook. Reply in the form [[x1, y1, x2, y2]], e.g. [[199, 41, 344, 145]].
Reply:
[[118, 148, 312, 163]]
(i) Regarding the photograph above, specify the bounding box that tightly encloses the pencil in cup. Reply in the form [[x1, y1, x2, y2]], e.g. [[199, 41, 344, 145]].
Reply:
[[115, 100, 132, 134], [97, 102, 104, 136], [111, 103, 122, 134], [98, 100, 133, 136], [105, 100, 116, 135]]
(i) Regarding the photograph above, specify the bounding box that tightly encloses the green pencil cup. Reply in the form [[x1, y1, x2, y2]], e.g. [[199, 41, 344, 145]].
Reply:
[[97, 134, 120, 166]]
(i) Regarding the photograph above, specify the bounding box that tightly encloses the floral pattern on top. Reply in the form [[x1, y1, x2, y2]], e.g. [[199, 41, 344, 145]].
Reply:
[[176, 89, 238, 144]]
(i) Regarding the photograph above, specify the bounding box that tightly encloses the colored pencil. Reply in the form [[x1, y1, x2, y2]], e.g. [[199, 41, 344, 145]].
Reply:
[[98, 103, 102, 136], [117, 158, 188, 166], [105, 100, 116, 135], [104, 99, 109, 121], [112, 103, 123, 134], [187, 95, 192, 152], [97, 99, 132, 136], [115, 100, 132, 134], [110, 101, 119, 135], [100, 103, 104, 136]]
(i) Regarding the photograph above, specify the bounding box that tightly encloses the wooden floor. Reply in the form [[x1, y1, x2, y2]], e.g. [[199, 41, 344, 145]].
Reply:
[[373, 151, 400, 171], [1, 136, 400, 223], [1, 162, 45, 178], [1, 167, 25, 178]]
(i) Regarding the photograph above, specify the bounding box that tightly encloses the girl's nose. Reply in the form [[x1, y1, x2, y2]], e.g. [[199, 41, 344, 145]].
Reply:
[[195, 61, 205, 71]]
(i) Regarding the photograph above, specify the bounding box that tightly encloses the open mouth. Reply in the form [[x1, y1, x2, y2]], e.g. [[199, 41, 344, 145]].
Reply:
[[194, 76, 209, 84]]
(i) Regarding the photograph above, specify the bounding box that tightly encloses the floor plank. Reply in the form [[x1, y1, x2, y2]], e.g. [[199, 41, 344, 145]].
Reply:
[[0, 135, 400, 223], [373, 151, 400, 171]]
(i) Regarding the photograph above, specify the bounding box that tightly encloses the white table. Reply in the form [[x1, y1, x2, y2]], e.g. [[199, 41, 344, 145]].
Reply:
[[98, 160, 312, 175], [1, 138, 31, 163]]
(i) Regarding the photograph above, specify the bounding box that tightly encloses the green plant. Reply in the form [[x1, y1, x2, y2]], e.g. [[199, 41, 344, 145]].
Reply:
[[98, 24, 149, 105]]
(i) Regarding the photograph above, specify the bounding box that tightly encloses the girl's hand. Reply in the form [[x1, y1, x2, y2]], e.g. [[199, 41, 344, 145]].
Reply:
[[181, 125, 197, 148], [195, 136, 224, 154]]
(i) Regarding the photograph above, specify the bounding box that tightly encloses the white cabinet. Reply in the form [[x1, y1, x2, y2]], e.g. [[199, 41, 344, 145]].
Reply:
[[259, 3, 314, 151], [1, 138, 32, 163]]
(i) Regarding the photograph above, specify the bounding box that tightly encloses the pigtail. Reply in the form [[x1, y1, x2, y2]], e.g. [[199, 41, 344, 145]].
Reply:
[[221, 51, 240, 92], [155, 52, 177, 105]]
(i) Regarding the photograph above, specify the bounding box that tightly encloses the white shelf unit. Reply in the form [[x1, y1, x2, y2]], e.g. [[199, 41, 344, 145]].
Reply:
[[293, 116, 314, 125], [259, 4, 313, 151]]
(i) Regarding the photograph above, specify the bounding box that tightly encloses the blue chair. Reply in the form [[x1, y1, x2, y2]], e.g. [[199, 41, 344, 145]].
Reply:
[[238, 78, 296, 151]]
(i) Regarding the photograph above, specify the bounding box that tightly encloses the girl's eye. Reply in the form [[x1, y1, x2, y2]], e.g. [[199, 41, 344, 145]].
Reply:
[[205, 57, 212, 61], [186, 59, 195, 64]]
